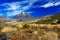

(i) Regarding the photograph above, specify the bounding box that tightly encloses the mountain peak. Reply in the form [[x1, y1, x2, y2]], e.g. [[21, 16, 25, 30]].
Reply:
[[13, 12, 33, 21], [21, 12, 27, 16], [20, 12, 29, 16]]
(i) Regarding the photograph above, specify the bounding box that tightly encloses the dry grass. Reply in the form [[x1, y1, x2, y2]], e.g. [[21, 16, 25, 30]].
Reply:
[[0, 22, 60, 40]]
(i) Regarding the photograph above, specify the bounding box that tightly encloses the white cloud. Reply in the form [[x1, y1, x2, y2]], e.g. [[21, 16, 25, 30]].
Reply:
[[1, 0, 39, 10], [6, 10, 23, 16], [0, 0, 39, 16], [55, 2, 60, 6], [2, 2, 22, 10], [40, 2, 60, 8], [5, 4, 20, 10]]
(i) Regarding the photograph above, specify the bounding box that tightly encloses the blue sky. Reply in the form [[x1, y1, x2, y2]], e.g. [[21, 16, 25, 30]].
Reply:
[[0, 0, 60, 18]]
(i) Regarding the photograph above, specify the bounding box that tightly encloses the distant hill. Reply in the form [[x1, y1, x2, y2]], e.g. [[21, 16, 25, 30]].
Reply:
[[0, 16, 10, 22], [0, 16, 17, 22], [34, 13, 60, 24]]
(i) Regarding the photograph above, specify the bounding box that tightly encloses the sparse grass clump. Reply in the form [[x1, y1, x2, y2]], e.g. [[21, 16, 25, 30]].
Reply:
[[23, 24, 30, 29]]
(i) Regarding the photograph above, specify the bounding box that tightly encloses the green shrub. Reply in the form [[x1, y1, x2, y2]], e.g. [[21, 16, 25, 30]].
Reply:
[[23, 24, 30, 29]]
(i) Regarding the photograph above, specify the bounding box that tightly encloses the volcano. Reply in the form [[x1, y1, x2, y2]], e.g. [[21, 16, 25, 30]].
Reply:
[[13, 12, 33, 21]]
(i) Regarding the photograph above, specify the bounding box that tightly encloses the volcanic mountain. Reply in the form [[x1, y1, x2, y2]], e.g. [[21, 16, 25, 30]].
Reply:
[[13, 12, 33, 21]]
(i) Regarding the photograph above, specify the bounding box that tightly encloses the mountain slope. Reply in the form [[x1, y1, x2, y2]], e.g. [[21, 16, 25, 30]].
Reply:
[[34, 13, 60, 24]]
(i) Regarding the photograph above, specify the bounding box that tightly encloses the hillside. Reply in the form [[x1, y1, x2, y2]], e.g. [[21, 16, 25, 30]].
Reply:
[[33, 13, 60, 24]]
